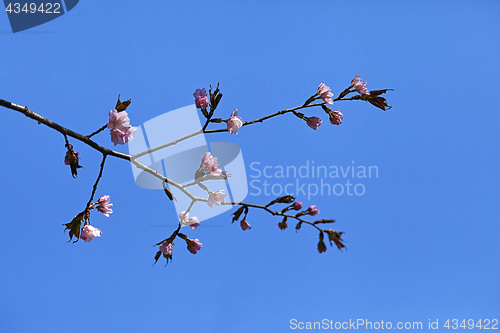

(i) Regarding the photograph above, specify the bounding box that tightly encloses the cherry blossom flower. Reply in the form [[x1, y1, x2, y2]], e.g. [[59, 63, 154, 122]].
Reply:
[[107, 109, 130, 131], [207, 190, 227, 207], [108, 109, 137, 146], [95, 195, 113, 217], [200, 152, 223, 178], [201, 152, 214, 173], [306, 116, 322, 130], [240, 220, 251, 231], [292, 201, 303, 210], [307, 205, 320, 216], [329, 110, 343, 125], [186, 238, 202, 254], [317, 82, 334, 104], [110, 126, 137, 146], [227, 109, 243, 134], [193, 88, 209, 109], [179, 211, 200, 231], [351, 74, 369, 95], [80, 224, 102, 242], [160, 241, 173, 256]]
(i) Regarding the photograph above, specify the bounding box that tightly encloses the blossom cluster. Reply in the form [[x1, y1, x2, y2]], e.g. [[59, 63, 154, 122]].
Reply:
[[297, 74, 391, 131], [107, 109, 138, 146]]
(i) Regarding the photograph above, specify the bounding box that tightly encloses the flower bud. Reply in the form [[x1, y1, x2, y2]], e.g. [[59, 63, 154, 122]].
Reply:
[[240, 219, 252, 231]]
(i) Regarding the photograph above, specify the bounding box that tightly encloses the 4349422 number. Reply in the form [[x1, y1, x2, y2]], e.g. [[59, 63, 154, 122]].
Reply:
[[5, 3, 61, 14], [444, 319, 498, 330]]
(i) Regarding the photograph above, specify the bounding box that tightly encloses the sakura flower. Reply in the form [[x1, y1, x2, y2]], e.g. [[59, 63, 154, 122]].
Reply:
[[193, 88, 209, 109], [160, 241, 173, 256], [306, 116, 322, 130], [240, 220, 251, 231], [317, 82, 334, 104], [200, 152, 223, 178], [351, 74, 369, 95], [80, 224, 102, 242], [95, 195, 113, 217], [227, 109, 243, 134], [179, 211, 200, 231], [186, 238, 202, 254], [329, 110, 343, 126], [308, 205, 320, 216], [110, 125, 137, 146], [107, 109, 130, 131], [201, 152, 214, 173], [292, 201, 303, 210], [351, 74, 362, 87], [207, 190, 227, 207]]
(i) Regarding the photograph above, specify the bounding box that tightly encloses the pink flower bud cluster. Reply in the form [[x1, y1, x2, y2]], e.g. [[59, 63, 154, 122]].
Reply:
[[306, 116, 322, 130], [317, 82, 334, 104], [329, 109, 343, 126], [193, 88, 209, 109], [187, 238, 202, 254], [227, 109, 243, 134], [107, 109, 138, 146], [240, 220, 251, 231], [81, 224, 102, 242], [160, 241, 173, 256], [351, 74, 369, 95], [201, 152, 223, 178], [208, 190, 227, 207], [95, 195, 113, 217], [179, 211, 200, 230]]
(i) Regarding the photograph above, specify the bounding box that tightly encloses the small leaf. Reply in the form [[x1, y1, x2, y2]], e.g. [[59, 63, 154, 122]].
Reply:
[[115, 94, 132, 112], [232, 205, 246, 224], [62, 212, 84, 243]]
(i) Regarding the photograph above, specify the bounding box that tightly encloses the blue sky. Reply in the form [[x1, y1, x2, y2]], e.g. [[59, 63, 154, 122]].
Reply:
[[1, 1, 499, 332]]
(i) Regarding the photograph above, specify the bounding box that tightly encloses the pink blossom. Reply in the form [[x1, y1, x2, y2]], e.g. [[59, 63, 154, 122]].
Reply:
[[187, 238, 202, 254], [201, 152, 223, 177], [306, 116, 322, 130], [107, 109, 131, 131], [97, 195, 111, 205], [110, 125, 137, 146], [80, 224, 102, 242], [96, 195, 113, 217], [308, 205, 320, 216], [240, 220, 251, 231], [160, 241, 173, 256], [193, 88, 209, 109], [207, 190, 227, 207], [317, 82, 334, 104], [329, 110, 343, 126], [292, 201, 303, 210], [351, 74, 369, 95], [351, 74, 362, 87], [201, 152, 214, 172], [227, 109, 243, 134], [179, 211, 200, 231]]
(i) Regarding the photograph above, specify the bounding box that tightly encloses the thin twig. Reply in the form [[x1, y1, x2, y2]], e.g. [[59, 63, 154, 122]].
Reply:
[[86, 154, 107, 210]]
